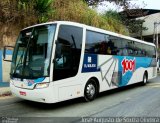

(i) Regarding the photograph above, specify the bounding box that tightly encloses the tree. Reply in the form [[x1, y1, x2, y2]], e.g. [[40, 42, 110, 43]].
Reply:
[[103, 10, 147, 38], [18, 0, 55, 23], [102, 10, 128, 34], [34, 0, 54, 22], [0, 0, 129, 48], [0, 0, 55, 48]]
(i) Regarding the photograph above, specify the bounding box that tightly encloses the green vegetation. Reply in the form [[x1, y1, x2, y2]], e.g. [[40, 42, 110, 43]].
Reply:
[[0, 0, 129, 48], [103, 10, 128, 34], [53, 0, 128, 35]]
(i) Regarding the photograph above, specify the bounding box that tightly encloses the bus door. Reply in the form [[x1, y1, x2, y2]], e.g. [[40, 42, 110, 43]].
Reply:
[[53, 25, 83, 81]]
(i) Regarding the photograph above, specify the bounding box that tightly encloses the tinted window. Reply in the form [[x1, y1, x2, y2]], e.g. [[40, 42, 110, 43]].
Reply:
[[134, 42, 146, 57], [53, 25, 83, 81], [106, 35, 121, 55], [85, 31, 107, 54], [118, 39, 134, 56], [85, 30, 155, 58], [85, 30, 120, 55], [144, 45, 156, 58], [150, 46, 156, 58], [134, 42, 156, 58]]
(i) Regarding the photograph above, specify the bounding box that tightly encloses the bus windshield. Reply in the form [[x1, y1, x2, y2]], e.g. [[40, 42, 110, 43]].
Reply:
[[11, 24, 56, 79]]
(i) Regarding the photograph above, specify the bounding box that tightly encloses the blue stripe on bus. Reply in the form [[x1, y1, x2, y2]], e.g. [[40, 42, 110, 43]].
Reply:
[[114, 56, 152, 87], [82, 54, 153, 87]]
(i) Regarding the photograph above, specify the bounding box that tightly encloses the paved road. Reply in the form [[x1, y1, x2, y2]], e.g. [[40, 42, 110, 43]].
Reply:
[[0, 75, 160, 123]]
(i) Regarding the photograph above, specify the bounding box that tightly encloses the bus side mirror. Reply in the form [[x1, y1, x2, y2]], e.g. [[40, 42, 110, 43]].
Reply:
[[3, 46, 14, 62]]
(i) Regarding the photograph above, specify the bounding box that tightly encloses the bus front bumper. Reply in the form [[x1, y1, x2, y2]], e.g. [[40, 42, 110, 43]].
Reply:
[[10, 83, 58, 103]]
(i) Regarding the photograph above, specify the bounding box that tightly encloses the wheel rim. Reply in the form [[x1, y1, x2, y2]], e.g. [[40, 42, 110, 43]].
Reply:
[[86, 83, 96, 99]]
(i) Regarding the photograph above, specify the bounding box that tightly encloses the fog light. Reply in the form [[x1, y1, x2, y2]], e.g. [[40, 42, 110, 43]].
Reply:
[[35, 83, 49, 89]]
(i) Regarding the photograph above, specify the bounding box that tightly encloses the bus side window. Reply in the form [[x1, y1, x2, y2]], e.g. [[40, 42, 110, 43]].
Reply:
[[85, 30, 107, 54], [107, 36, 120, 55], [122, 48, 128, 56], [128, 49, 134, 56]]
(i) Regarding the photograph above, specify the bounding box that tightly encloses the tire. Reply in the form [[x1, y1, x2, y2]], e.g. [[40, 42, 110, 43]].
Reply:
[[142, 72, 148, 85], [84, 79, 98, 102]]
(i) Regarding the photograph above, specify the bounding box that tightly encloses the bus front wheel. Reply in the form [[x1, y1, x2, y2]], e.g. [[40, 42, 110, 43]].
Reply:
[[84, 79, 98, 102]]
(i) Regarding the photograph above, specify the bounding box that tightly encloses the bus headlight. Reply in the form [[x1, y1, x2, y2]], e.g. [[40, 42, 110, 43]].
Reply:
[[35, 83, 49, 89]]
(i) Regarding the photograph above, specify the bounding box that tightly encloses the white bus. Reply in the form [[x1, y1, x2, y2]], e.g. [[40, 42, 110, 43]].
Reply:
[[4, 21, 157, 103]]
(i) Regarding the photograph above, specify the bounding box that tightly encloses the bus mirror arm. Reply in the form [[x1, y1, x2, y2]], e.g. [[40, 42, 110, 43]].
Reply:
[[55, 40, 59, 45], [52, 58, 58, 63]]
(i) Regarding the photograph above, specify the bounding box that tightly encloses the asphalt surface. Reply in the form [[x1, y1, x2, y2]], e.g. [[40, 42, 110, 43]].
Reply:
[[0, 75, 160, 123]]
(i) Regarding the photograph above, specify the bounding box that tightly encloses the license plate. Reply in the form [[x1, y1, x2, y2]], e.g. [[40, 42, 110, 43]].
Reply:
[[19, 91, 26, 96]]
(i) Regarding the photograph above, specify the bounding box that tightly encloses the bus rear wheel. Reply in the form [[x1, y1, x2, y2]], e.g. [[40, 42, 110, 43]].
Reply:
[[142, 72, 148, 85], [84, 79, 98, 102]]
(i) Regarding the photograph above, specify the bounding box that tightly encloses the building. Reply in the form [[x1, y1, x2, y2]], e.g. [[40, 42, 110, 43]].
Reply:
[[120, 9, 160, 46]]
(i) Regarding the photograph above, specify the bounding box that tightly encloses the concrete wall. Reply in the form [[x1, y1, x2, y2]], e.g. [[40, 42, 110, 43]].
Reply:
[[0, 50, 12, 82], [137, 13, 160, 36]]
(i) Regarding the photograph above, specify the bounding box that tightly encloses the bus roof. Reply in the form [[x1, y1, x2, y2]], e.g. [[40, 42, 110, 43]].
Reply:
[[22, 21, 155, 47]]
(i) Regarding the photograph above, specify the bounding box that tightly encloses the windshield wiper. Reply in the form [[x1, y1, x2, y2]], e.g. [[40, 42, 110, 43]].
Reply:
[[71, 35, 77, 49], [21, 28, 35, 79]]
